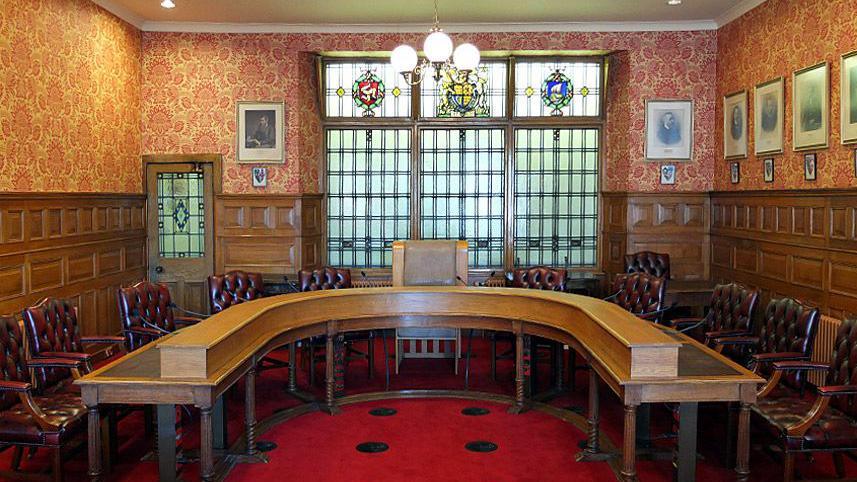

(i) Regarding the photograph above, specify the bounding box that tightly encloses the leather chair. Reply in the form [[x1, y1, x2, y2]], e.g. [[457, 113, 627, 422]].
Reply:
[[714, 297, 819, 378], [21, 298, 126, 389], [624, 251, 670, 279], [606, 272, 669, 323], [0, 314, 89, 482], [298, 267, 377, 386], [117, 281, 203, 351], [666, 283, 759, 347], [752, 317, 857, 482]]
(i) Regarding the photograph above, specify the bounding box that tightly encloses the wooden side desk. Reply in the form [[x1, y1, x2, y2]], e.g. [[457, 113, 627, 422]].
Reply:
[[77, 287, 761, 482]]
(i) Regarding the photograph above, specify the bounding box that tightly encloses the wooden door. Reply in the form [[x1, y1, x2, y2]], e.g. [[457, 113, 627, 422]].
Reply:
[[145, 162, 214, 316]]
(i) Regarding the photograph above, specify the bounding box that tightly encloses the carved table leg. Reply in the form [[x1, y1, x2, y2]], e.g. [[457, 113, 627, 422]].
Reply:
[[735, 402, 751, 482], [621, 403, 639, 482], [156, 404, 177, 482], [675, 402, 698, 482], [334, 333, 346, 397], [288, 342, 297, 392], [199, 407, 214, 482], [508, 330, 529, 414], [88, 406, 102, 482], [323, 322, 342, 415], [576, 370, 613, 462], [240, 367, 269, 463]]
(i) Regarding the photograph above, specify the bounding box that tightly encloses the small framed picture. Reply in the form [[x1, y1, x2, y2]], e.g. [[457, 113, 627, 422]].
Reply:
[[730, 162, 740, 184], [842, 51, 857, 144], [793, 62, 829, 151], [755, 77, 785, 155], [724, 90, 748, 159], [645, 100, 694, 161], [764, 158, 774, 183], [804, 153, 817, 181], [660, 164, 676, 185], [252, 166, 268, 187], [237, 101, 286, 163]]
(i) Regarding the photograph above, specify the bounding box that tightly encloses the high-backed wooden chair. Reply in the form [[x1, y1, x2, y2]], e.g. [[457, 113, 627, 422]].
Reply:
[[624, 251, 670, 279], [753, 317, 857, 482], [0, 314, 89, 482], [605, 272, 669, 323], [298, 267, 377, 386], [392, 240, 467, 374], [117, 281, 203, 351]]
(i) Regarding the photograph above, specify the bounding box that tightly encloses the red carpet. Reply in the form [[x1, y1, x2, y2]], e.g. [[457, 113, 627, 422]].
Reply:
[[3, 337, 857, 481]]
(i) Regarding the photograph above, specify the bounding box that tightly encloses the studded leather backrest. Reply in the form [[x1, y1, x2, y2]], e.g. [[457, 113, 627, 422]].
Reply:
[[624, 251, 670, 279], [759, 298, 819, 356], [704, 283, 759, 334], [509, 266, 567, 291], [609, 273, 666, 316], [826, 318, 857, 417], [299, 267, 352, 291], [116, 281, 176, 350], [21, 298, 82, 390], [208, 271, 265, 314], [0, 315, 27, 412]]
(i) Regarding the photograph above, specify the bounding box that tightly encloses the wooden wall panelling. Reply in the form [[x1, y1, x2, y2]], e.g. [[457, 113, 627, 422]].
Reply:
[[214, 194, 323, 279], [0, 193, 147, 336]]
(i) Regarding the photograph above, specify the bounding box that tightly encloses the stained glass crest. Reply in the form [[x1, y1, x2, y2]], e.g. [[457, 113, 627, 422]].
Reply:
[[352, 70, 386, 117], [541, 70, 573, 116], [437, 67, 489, 118]]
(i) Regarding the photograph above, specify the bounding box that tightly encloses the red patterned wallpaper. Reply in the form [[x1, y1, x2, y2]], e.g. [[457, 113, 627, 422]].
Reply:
[[716, 0, 857, 190], [141, 30, 717, 193], [0, 0, 142, 193]]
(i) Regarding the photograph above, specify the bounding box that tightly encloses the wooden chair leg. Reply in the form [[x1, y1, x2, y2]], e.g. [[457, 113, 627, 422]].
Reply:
[[11, 446, 23, 470], [833, 452, 846, 478], [52, 448, 63, 482], [783, 452, 794, 482]]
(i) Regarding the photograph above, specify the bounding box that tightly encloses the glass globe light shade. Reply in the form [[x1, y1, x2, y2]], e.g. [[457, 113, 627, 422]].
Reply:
[[390, 45, 418, 73], [452, 43, 480, 71], [423, 30, 453, 63]]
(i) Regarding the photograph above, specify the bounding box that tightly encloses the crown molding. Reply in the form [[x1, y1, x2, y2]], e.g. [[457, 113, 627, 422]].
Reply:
[[91, 0, 144, 29], [139, 20, 719, 34], [714, 0, 768, 27]]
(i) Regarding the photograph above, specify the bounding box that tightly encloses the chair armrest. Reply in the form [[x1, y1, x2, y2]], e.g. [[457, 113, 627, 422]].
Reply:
[[0, 381, 32, 393], [705, 329, 750, 339], [36, 351, 91, 362], [80, 335, 125, 345], [817, 385, 857, 397], [174, 316, 203, 326], [128, 327, 164, 337], [772, 361, 830, 372], [714, 336, 759, 346], [666, 318, 703, 330], [751, 352, 808, 364], [27, 357, 86, 379]]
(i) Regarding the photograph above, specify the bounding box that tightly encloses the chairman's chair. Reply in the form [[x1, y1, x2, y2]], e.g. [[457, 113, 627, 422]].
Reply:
[[117, 281, 203, 351], [392, 240, 467, 375], [605, 272, 670, 323], [665, 282, 759, 347]]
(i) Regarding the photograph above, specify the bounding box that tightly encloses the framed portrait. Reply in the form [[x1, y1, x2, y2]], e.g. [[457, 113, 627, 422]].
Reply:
[[804, 153, 817, 181], [842, 51, 857, 144], [252, 167, 268, 187], [645, 100, 694, 161], [730, 162, 740, 184], [754, 77, 784, 155], [660, 164, 676, 185], [793, 62, 829, 151], [764, 158, 774, 183], [724, 91, 748, 159], [237, 101, 286, 163]]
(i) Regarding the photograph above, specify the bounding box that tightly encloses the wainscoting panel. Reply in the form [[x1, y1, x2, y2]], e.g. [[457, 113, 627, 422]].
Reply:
[[214, 194, 323, 277], [0, 193, 147, 336]]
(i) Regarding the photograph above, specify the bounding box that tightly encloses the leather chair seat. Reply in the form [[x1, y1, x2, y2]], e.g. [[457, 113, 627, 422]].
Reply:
[[754, 391, 857, 450], [0, 391, 85, 445]]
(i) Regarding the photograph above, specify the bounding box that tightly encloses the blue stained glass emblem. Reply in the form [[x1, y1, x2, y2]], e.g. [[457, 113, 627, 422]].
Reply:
[[173, 199, 191, 232], [541, 70, 573, 116]]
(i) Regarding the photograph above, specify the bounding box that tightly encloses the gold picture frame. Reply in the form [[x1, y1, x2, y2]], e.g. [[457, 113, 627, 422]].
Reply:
[[792, 62, 829, 151], [842, 51, 857, 145], [237, 101, 286, 163], [754, 77, 784, 155], [724, 90, 748, 159]]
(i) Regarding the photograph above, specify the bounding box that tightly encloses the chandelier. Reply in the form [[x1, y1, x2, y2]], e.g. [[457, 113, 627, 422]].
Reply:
[[389, 0, 480, 85]]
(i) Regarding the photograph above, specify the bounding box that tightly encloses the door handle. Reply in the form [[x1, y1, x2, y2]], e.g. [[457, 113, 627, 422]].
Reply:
[[155, 266, 164, 274]]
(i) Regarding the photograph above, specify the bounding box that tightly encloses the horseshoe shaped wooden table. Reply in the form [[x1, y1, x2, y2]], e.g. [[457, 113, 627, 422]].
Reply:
[[77, 286, 762, 482]]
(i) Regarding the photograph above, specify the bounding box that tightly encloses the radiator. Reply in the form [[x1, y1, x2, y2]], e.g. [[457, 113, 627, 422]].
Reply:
[[809, 315, 840, 386]]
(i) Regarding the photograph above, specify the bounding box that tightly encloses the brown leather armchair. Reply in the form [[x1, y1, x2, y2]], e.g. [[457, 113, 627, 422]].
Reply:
[[0, 314, 89, 482], [208, 270, 266, 313], [666, 283, 759, 347], [606, 272, 669, 323], [21, 298, 126, 388], [752, 317, 857, 482], [624, 251, 670, 279], [298, 267, 378, 387], [117, 281, 203, 351]]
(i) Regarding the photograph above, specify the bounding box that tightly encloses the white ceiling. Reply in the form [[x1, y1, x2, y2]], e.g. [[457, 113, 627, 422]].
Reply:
[[94, 0, 767, 31]]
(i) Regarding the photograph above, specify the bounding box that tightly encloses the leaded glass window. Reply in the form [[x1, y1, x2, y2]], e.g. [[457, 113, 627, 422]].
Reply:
[[514, 128, 599, 267], [157, 172, 205, 258], [325, 61, 411, 118], [421, 62, 507, 118], [327, 129, 411, 267], [420, 129, 505, 268], [514, 61, 602, 117]]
